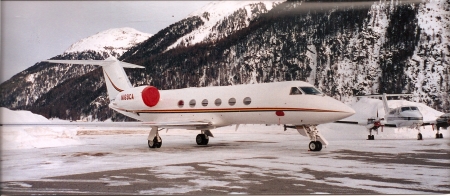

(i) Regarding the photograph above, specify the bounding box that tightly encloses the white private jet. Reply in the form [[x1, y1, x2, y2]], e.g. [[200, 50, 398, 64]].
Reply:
[[337, 94, 440, 140], [42, 57, 355, 151]]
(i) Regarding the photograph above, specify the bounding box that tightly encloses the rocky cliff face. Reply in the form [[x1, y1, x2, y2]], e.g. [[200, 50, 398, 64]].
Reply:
[[1, 0, 448, 121]]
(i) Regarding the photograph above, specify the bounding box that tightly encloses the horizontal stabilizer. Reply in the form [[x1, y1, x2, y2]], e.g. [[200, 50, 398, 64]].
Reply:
[[43, 57, 145, 69]]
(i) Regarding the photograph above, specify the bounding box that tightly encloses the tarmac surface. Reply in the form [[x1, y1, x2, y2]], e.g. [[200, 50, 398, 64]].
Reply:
[[1, 124, 449, 195]]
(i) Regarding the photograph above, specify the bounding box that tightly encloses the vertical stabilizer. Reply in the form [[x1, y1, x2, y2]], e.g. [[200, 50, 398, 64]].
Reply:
[[43, 57, 144, 101], [357, 93, 413, 116], [381, 93, 390, 114], [101, 57, 134, 100]]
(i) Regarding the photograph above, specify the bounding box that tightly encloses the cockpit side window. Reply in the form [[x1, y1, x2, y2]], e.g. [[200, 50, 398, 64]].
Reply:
[[299, 87, 323, 95], [410, 107, 418, 110], [290, 87, 302, 95]]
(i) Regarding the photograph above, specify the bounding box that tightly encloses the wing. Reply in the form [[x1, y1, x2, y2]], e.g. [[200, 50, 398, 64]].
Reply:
[[335, 120, 397, 127], [335, 120, 361, 125], [2, 121, 212, 130]]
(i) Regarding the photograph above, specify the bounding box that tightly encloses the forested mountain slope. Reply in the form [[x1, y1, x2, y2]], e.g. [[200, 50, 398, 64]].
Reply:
[[1, 0, 448, 121]]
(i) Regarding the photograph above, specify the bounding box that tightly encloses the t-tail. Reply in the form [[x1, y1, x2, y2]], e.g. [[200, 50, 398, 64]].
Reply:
[[43, 56, 144, 101]]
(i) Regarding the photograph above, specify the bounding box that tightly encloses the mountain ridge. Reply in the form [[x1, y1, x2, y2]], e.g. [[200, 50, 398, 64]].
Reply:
[[1, 0, 448, 122]]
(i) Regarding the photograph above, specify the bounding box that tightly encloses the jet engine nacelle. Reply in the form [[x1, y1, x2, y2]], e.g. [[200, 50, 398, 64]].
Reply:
[[113, 86, 160, 109]]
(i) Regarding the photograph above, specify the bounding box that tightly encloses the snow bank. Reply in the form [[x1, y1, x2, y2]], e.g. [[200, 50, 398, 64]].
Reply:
[[1, 107, 82, 149], [1, 107, 49, 124], [1, 126, 81, 150]]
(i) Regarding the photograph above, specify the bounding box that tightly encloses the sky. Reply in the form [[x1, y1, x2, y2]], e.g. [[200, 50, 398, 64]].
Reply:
[[0, 1, 211, 83]]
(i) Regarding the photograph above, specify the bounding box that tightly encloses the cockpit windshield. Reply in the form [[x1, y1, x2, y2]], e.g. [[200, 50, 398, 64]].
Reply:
[[401, 107, 419, 112], [299, 87, 323, 95]]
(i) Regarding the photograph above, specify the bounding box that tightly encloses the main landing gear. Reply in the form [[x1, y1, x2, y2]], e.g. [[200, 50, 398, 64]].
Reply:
[[196, 130, 214, 146], [147, 127, 162, 148], [415, 124, 423, 140], [308, 141, 322, 151], [435, 126, 444, 139], [147, 128, 215, 148], [366, 121, 382, 140], [285, 125, 328, 151]]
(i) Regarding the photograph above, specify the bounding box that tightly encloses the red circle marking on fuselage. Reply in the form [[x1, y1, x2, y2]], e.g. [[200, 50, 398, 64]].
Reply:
[[142, 86, 160, 107]]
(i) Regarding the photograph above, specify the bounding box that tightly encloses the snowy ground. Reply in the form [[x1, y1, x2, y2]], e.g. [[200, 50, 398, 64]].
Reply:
[[1, 123, 449, 195]]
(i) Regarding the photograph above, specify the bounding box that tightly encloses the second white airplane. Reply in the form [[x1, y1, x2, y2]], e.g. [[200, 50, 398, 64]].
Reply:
[[44, 57, 355, 151]]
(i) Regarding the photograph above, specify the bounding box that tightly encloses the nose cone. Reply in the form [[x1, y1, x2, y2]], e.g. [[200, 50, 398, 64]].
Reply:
[[321, 96, 355, 121], [336, 101, 356, 119]]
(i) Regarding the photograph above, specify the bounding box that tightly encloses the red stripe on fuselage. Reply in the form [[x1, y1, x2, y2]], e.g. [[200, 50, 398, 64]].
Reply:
[[111, 107, 350, 114]]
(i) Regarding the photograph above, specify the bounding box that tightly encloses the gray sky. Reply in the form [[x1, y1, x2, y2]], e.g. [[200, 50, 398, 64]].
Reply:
[[1, 1, 211, 83]]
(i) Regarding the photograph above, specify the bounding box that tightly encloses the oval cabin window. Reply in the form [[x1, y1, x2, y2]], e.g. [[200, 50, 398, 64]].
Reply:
[[215, 98, 222, 106], [189, 99, 196, 107], [243, 97, 251, 105], [202, 99, 208, 107], [178, 100, 184, 108], [228, 98, 236, 106]]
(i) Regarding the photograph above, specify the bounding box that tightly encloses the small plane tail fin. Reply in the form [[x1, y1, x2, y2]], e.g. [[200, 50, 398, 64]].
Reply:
[[356, 93, 412, 115], [43, 56, 144, 101]]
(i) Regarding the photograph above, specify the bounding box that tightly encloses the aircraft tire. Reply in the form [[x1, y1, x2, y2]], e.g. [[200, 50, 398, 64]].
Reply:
[[156, 139, 162, 148], [196, 134, 209, 145], [316, 141, 322, 151], [148, 136, 162, 148], [439, 133, 443, 138], [148, 139, 156, 148], [417, 133, 423, 140], [309, 141, 321, 151]]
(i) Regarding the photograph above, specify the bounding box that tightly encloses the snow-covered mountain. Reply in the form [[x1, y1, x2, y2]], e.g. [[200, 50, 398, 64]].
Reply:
[[166, 1, 282, 50], [1, 0, 449, 122], [122, 0, 449, 112], [0, 28, 151, 117], [65, 27, 152, 57]]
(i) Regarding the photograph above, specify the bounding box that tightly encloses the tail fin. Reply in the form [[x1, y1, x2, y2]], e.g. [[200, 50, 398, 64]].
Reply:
[[44, 56, 144, 101], [356, 93, 412, 114]]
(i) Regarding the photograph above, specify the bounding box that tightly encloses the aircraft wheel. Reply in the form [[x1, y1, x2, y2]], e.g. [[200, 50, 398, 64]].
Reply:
[[196, 134, 209, 145], [368, 135, 374, 140], [309, 141, 321, 151], [417, 133, 423, 140], [439, 133, 443, 138], [316, 141, 322, 151], [148, 136, 162, 148], [436, 133, 440, 139]]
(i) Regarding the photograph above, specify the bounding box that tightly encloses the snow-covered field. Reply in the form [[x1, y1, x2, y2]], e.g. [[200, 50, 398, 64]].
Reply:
[[1, 101, 449, 194]]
